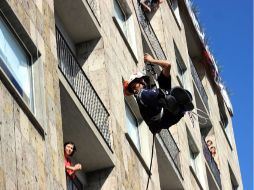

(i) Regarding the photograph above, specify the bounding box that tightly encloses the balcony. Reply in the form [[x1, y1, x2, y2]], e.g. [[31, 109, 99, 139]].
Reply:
[[190, 58, 209, 113], [56, 28, 114, 172], [202, 138, 221, 189], [156, 129, 184, 190], [54, 0, 100, 44]]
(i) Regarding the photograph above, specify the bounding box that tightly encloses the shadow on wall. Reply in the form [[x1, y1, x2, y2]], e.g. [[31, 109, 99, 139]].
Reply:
[[76, 38, 101, 67], [85, 167, 114, 190]]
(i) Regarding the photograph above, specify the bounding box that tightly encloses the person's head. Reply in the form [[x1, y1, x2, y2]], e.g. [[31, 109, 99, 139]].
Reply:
[[123, 72, 150, 96], [206, 140, 213, 147], [129, 79, 145, 93], [209, 146, 216, 155], [64, 141, 77, 157]]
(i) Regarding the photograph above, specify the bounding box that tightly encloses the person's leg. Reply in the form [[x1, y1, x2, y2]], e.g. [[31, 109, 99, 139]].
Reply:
[[158, 90, 180, 115], [157, 71, 171, 91], [160, 110, 184, 129], [170, 87, 194, 111], [170, 87, 193, 104]]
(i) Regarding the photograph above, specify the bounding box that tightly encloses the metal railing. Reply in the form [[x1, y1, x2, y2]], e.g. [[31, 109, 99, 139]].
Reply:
[[66, 176, 83, 190], [189, 58, 209, 112], [135, 1, 167, 60], [202, 138, 221, 189], [159, 129, 182, 177], [56, 28, 111, 149]]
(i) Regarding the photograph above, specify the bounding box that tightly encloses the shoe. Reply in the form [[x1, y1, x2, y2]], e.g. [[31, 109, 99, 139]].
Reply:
[[164, 95, 180, 114], [183, 102, 194, 111], [170, 87, 193, 105]]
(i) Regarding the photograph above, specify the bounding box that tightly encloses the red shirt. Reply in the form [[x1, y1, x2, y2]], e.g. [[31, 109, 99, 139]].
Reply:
[[64, 156, 75, 177]]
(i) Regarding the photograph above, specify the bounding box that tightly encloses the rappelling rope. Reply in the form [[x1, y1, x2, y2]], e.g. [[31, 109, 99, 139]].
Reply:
[[146, 133, 156, 190]]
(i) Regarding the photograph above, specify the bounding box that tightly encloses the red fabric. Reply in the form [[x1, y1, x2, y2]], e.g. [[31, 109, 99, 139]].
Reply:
[[64, 156, 74, 177], [202, 49, 212, 65]]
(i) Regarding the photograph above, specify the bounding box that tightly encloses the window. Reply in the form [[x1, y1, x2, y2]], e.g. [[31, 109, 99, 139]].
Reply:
[[186, 126, 206, 188], [169, 0, 182, 26], [0, 16, 33, 109], [176, 58, 185, 84], [174, 42, 187, 87], [113, 0, 138, 59], [228, 164, 239, 190], [188, 134, 199, 174], [125, 102, 140, 151], [114, 0, 127, 34], [220, 111, 233, 149]]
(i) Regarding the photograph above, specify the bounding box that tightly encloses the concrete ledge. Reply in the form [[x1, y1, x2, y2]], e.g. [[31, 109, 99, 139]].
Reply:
[[0, 66, 45, 139]]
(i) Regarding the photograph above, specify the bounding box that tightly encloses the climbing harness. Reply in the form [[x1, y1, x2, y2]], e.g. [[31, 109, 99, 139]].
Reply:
[[146, 134, 156, 190]]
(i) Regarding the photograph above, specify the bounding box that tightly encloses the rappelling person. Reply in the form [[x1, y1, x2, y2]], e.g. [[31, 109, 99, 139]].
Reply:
[[123, 53, 194, 134]]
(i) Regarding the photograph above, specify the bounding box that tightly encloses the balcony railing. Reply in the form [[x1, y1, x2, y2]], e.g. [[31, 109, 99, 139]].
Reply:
[[135, 2, 167, 60], [202, 138, 221, 189], [56, 28, 111, 149], [159, 129, 182, 177], [66, 176, 83, 190], [190, 58, 209, 112]]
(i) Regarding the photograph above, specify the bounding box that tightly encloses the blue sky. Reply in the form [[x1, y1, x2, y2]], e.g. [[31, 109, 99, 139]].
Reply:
[[192, 0, 253, 189]]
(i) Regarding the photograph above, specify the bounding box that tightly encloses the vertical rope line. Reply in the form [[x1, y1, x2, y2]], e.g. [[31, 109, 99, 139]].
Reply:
[[146, 134, 156, 190]]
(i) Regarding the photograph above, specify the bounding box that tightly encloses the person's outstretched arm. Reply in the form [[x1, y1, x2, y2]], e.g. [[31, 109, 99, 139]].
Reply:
[[144, 53, 171, 77]]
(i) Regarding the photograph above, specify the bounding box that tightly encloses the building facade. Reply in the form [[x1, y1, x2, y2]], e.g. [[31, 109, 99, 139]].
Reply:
[[0, 0, 243, 190]]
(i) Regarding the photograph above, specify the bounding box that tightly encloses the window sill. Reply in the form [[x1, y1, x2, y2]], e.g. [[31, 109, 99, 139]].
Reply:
[[125, 133, 151, 175], [112, 17, 139, 64], [189, 165, 204, 190], [176, 75, 184, 87], [0, 67, 45, 139]]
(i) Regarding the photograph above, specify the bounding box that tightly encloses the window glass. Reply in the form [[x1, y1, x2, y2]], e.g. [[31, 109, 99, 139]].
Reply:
[[0, 16, 32, 107], [114, 0, 126, 34], [125, 103, 140, 151], [174, 42, 187, 87], [176, 58, 185, 82], [126, 16, 137, 56], [114, 0, 137, 58], [171, 0, 182, 24], [187, 128, 200, 175]]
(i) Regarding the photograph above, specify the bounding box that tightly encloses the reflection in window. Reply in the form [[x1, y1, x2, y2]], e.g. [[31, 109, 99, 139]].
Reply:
[[113, 0, 137, 57], [174, 42, 187, 87], [169, 0, 182, 25], [187, 127, 200, 176], [125, 102, 140, 151], [0, 16, 33, 108]]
